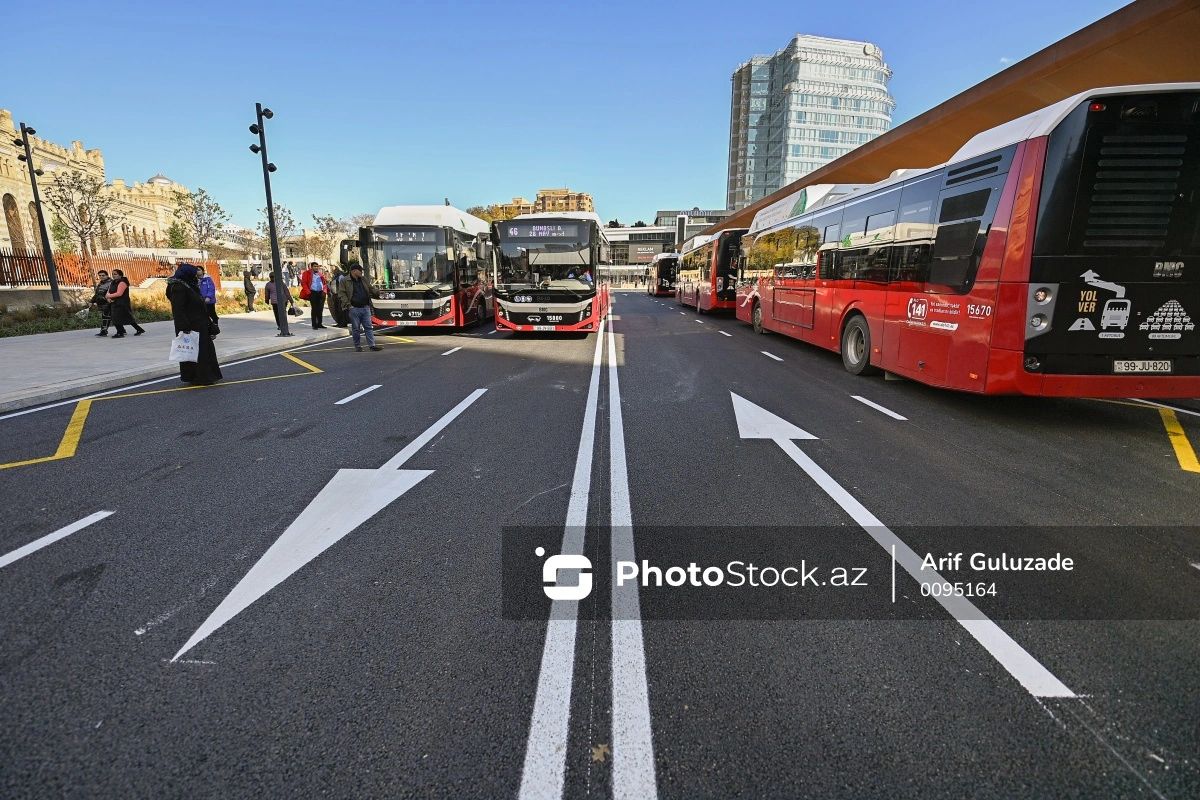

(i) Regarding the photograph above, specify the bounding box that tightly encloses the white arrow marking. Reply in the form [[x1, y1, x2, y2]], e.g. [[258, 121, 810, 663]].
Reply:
[[171, 390, 487, 662], [731, 393, 1074, 698], [731, 393, 817, 440], [1081, 269, 1125, 298], [0, 510, 114, 569]]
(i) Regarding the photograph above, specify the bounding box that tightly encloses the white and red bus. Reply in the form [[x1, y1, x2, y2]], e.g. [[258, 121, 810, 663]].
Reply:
[[735, 83, 1200, 397], [678, 228, 747, 313], [646, 252, 679, 297], [343, 205, 492, 330], [490, 212, 610, 333]]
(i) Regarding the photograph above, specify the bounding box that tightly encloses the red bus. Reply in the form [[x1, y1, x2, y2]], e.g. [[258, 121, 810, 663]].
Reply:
[[646, 253, 679, 297], [678, 229, 746, 314], [343, 205, 492, 331], [735, 83, 1200, 397], [490, 213, 610, 334]]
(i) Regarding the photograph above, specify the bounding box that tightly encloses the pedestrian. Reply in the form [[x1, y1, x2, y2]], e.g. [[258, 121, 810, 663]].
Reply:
[[300, 261, 328, 330], [263, 275, 295, 331], [242, 269, 257, 313], [327, 264, 346, 327], [165, 263, 222, 385], [197, 265, 219, 328], [338, 263, 382, 351], [90, 269, 113, 336], [105, 269, 145, 338]]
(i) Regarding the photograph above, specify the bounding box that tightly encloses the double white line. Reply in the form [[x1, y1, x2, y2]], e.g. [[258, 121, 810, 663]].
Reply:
[[519, 315, 657, 800]]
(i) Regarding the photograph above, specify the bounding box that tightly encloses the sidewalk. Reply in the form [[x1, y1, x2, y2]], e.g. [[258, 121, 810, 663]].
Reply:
[[0, 310, 347, 413]]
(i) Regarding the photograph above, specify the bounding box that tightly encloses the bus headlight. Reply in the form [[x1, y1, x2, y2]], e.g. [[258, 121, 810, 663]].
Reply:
[[1030, 314, 1048, 331], [1033, 287, 1053, 304]]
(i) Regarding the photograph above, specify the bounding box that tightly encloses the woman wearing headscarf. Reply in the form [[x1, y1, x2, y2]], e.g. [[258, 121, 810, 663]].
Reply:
[[165, 263, 223, 385], [104, 268, 146, 338]]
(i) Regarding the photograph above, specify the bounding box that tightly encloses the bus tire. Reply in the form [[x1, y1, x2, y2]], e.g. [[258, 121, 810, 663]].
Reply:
[[752, 302, 765, 335], [841, 315, 879, 376]]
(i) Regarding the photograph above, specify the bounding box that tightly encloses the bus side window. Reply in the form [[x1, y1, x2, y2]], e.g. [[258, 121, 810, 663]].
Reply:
[[889, 243, 932, 283]]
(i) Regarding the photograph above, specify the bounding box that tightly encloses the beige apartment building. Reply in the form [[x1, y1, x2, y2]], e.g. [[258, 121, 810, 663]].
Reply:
[[0, 108, 188, 253], [497, 188, 594, 218]]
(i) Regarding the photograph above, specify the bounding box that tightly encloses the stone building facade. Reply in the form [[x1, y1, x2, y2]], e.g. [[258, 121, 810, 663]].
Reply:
[[497, 188, 594, 218], [0, 109, 188, 253]]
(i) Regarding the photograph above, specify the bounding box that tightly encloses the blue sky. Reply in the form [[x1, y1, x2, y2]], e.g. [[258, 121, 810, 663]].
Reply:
[[7, 0, 1127, 229]]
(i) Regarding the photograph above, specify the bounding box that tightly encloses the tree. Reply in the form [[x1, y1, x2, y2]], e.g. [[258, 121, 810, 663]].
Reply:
[[50, 216, 76, 253], [465, 204, 518, 223], [257, 204, 296, 250], [166, 221, 189, 249], [607, 219, 622, 228], [173, 188, 229, 251], [632, 220, 647, 228], [41, 170, 123, 261], [344, 212, 375, 233], [308, 214, 348, 264]]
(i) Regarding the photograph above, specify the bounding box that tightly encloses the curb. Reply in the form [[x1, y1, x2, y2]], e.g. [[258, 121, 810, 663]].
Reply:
[[0, 328, 348, 414]]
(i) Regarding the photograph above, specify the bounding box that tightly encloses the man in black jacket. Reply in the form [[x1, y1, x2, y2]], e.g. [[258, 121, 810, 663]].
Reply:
[[90, 270, 113, 336], [338, 264, 382, 352]]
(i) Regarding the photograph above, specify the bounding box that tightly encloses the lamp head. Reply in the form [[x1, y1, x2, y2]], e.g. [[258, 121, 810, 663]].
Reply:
[[249, 144, 261, 154], [249, 124, 260, 135], [267, 163, 277, 173], [24, 127, 35, 136], [261, 108, 273, 119], [13, 139, 23, 148]]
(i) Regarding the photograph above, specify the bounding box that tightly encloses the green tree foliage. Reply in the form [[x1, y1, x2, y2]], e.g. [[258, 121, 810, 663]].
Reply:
[[166, 221, 189, 249], [172, 188, 229, 250], [50, 216, 76, 253], [466, 205, 519, 223]]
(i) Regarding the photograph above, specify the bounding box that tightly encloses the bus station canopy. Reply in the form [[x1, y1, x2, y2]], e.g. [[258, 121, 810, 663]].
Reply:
[[707, 0, 1200, 236]]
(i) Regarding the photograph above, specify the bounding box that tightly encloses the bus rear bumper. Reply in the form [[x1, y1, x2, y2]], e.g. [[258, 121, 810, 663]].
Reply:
[[986, 350, 1200, 397]]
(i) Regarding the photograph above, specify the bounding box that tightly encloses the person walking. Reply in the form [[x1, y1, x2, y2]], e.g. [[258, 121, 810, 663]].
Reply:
[[338, 263, 382, 351], [165, 264, 222, 385], [105, 269, 145, 338], [327, 265, 346, 327], [300, 261, 328, 330], [197, 265, 219, 329], [243, 270, 257, 313], [90, 270, 113, 336], [263, 275, 295, 331]]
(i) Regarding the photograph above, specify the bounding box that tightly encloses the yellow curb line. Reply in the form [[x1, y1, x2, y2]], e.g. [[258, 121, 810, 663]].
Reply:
[[0, 353, 323, 471]]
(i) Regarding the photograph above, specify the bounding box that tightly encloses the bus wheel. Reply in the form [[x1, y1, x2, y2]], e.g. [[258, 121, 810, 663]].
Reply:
[[752, 303, 765, 334], [841, 315, 879, 376]]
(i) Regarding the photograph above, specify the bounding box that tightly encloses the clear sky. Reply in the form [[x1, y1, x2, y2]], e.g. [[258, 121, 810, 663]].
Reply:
[[7, 0, 1128, 229]]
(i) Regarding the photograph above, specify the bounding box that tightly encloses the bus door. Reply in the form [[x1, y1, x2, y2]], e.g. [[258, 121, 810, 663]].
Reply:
[[772, 260, 816, 329]]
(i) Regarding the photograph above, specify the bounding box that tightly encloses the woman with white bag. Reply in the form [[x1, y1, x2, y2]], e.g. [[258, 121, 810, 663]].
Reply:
[[165, 264, 223, 386]]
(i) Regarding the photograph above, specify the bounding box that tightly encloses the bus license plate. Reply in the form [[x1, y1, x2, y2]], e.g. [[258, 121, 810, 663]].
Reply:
[[533, 325, 556, 331], [1113, 359, 1172, 374], [393, 320, 416, 326]]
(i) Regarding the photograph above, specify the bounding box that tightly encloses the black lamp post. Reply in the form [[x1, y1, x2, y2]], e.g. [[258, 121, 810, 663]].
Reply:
[[14, 123, 61, 303], [249, 103, 289, 336]]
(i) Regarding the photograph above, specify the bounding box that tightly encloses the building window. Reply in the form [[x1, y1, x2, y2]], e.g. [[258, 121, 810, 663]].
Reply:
[[3, 193, 27, 251]]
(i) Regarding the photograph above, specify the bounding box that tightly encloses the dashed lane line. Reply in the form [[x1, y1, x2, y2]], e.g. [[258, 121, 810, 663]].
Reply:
[[850, 395, 908, 420], [335, 385, 382, 405], [442, 346, 462, 356], [0, 511, 114, 569], [762, 351, 783, 362], [719, 331, 732, 337]]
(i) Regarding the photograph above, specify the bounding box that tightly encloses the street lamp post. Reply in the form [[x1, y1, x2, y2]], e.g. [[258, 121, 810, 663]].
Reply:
[[249, 103, 289, 336], [14, 123, 61, 303]]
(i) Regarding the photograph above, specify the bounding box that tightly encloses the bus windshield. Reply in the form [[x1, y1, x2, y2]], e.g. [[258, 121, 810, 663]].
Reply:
[[656, 258, 678, 280], [494, 221, 594, 288], [366, 227, 451, 289]]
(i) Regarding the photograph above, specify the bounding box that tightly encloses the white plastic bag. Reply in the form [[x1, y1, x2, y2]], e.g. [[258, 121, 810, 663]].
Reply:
[[169, 331, 200, 363]]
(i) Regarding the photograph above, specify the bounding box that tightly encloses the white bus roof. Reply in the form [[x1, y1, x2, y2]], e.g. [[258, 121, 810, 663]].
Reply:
[[749, 83, 1200, 241], [651, 252, 679, 262], [373, 205, 489, 236], [951, 82, 1200, 163]]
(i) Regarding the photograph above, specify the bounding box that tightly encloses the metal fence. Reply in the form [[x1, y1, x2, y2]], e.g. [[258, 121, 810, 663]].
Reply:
[[0, 248, 222, 290]]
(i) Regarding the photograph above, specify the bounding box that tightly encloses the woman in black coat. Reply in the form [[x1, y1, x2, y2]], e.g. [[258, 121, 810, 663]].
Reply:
[[165, 263, 223, 385], [104, 269, 145, 337]]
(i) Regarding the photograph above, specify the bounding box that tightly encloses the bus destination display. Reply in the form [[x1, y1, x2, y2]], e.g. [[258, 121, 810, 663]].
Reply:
[[504, 224, 579, 239]]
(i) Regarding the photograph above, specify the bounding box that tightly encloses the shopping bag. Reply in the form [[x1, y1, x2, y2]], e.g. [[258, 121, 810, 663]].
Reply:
[[169, 331, 200, 362]]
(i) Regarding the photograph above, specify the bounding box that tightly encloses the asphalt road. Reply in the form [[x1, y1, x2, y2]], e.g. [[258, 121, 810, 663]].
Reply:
[[1, 293, 1197, 798]]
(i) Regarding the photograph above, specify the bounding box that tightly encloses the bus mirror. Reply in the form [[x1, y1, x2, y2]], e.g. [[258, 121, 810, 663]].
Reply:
[[338, 238, 358, 268], [475, 238, 489, 260]]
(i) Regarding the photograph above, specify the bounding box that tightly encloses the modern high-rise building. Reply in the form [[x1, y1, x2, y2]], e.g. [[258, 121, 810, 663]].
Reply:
[[727, 35, 895, 210]]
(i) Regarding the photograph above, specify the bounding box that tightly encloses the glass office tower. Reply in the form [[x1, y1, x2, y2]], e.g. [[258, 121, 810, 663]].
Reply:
[[727, 35, 895, 210]]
